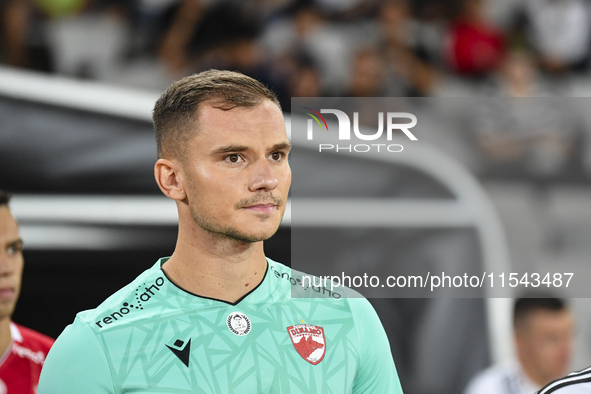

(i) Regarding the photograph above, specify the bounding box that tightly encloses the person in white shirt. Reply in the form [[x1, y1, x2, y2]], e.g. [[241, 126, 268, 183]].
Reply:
[[464, 297, 574, 394]]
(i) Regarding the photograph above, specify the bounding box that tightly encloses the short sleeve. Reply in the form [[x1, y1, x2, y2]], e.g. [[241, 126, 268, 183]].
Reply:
[[349, 298, 404, 394], [38, 318, 115, 394]]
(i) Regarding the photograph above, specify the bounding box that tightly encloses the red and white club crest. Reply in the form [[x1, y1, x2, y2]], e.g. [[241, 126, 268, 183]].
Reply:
[[286, 324, 326, 365]]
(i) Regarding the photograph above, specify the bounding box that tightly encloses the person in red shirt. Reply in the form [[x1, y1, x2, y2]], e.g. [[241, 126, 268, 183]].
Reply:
[[445, 0, 505, 77], [0, 190, 53, 393]]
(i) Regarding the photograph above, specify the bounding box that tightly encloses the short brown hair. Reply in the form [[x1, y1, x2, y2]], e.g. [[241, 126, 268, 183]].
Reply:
[[152, 69, 281, 160], [514, 296, 567, 331]]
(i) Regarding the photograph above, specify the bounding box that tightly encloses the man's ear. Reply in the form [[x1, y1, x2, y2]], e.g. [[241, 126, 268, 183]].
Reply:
[[154, 158, 186, 201]]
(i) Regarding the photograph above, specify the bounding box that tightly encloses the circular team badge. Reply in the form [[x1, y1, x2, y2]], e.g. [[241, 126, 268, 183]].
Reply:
[[227, 312, 251, 336]]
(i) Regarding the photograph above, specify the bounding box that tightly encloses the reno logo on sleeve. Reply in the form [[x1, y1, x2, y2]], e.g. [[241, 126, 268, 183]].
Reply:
[[95, 276, 165, 329], [287, 324, 326, 365]]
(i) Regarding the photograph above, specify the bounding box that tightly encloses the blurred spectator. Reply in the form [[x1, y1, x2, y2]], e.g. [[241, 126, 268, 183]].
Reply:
[[150, 0, 204, 76], [156, 1, 287, 79], [492, 49, 546, 97], [464, 297, 573, 394], [288, 55, 324, 97], [1, 0, 57, 71], [313, 0, 378, 21], [1, 0, 130, 78], [407, 0, 448, 68], [378, 0, 438, 96], [260, 4, 351, 94], [497, 50, 538, 97], [46, 1, 129, 80], [0, 190, 54, 392], [347, 47, 387, 96], [445, 0, 505, 78], [127, 0, 179, 56], [264, 50, 324, 109], [522, 0, 591, 75]]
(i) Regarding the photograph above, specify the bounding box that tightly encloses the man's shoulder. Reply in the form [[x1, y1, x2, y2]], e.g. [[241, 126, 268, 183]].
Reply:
[[538, 367, 591, 394], [266, 259, 376, 326], [267, 260, 364, 301], [10, 322, 54, 353], [75, 260, 165, 332]]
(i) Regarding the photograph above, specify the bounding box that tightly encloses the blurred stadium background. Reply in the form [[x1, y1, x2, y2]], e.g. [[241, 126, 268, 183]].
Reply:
[[3, 0, 591, 393]]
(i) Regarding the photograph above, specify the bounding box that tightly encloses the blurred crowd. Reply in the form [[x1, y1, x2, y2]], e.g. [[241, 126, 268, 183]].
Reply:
[[2, 0, 591, 183], [3, 0, 591, 105]]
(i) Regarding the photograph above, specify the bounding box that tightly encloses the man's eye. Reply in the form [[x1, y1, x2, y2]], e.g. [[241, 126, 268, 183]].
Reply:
[[7, 245, 20, 256], [271, 152, 283, 161], [225, 154, 242, 163]]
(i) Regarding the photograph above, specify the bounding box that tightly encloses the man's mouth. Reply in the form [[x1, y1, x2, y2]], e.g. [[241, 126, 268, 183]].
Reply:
[[0, 287, 15, 300], [242, 203, 277, 214]]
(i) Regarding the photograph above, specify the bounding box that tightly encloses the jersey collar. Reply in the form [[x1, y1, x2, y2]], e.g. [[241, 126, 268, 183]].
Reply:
[[157, 257, 273, 307]]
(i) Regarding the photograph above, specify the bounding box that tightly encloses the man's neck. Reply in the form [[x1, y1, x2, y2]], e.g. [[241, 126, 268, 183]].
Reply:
[[162, 230, 268, 304], [0, 318, 12, 359], [519, 357, 549, 388]]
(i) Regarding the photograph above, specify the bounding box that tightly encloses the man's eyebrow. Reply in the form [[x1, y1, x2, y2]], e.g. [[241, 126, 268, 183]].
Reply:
[[6, 239, 22, 249], [211, 144, 249, 155], [271, 142, 292, 152], [212, 142, 292, 155]]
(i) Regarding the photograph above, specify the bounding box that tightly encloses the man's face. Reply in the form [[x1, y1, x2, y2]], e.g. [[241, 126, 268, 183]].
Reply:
[[181, 100, 291, 242], [0, 207, 23, 320], [516, 309, 574, 383]]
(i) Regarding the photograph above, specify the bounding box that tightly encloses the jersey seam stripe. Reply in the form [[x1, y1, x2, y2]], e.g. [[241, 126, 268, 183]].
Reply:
[[540, 369, 591, 392], [350, 299, 363, 390], [80, 317, 118, 394], [566, 366, 591, 377], [538, 375, 591, 394], [159, 260, 270, 306]]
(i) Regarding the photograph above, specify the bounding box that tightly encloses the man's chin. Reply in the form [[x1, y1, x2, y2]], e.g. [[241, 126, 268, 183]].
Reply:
[[0, 306, 15, 321], [205, 225, 280, 244], [226, 230, 278, 243]]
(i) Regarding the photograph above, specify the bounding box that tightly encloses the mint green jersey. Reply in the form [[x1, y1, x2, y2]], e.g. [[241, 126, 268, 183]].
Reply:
[[38, 258, 403, 394]]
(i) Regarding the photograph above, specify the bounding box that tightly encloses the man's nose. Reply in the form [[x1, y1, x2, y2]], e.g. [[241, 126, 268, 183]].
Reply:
[[0, 252, 13, 277], [248, 160, 279, 192]]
